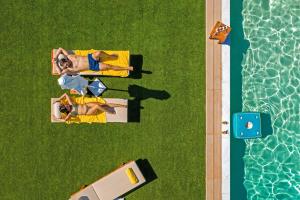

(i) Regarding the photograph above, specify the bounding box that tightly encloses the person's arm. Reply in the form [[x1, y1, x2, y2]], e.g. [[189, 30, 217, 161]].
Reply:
[[61, 68, 78, 75], [64, 113, 72, 121], [53, 93, 68, 103], [52, 114, 65, 122], [53, 47, 69, 59], [53, 59, 62, 74], [64, 93, 74, 106], [59, 47, 69, 56], [52, 48, 69, 74], [54, 93, 73, 105]]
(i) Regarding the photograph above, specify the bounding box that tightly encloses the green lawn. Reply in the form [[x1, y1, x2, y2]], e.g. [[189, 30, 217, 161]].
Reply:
[[0, 0, 205, 199]]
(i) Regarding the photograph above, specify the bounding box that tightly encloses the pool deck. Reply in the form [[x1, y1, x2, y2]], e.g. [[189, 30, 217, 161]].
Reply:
[[206, 0, 230, 199]]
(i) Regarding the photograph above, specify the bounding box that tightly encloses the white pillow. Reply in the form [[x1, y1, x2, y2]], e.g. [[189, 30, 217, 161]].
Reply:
[[53, 102, 61, 119]]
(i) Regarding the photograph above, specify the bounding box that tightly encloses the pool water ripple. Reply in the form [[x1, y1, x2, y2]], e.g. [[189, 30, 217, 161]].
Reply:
[[241, 0, 300, 199]]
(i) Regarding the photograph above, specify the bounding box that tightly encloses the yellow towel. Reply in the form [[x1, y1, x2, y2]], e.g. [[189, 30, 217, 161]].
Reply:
[[61, 97, 107, 124], [74, 49, 129, 77]]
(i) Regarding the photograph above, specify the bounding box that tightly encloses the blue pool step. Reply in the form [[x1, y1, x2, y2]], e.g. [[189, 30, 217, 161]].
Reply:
[[233, 112, 262, 139]]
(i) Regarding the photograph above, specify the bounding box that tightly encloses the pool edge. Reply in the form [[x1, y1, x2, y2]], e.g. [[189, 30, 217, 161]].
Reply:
[[205, 0, 222, 199], [205, 0, 231, 199]]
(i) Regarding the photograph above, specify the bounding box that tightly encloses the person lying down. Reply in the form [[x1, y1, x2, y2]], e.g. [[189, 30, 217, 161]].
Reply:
[[53, 47, 133, 75], [52, 93, 127, 122]]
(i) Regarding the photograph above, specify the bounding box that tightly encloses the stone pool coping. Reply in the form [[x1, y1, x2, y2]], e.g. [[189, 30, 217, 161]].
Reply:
[[206, 0, 230, 199]]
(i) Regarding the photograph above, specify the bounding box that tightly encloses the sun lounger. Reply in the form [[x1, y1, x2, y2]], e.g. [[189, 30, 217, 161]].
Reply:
[[51, 49, 130, 77], [51, 97, 128, 123], [70, 161, 146, 200]]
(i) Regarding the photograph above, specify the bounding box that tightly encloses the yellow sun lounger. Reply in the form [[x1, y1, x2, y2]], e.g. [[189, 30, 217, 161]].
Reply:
[[69, 161, 146, 200], [51, 49, 130, 77], [51, 97, 128, 124]]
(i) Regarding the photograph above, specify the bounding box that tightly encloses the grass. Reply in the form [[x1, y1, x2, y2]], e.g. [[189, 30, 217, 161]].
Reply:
[[0, 0, 205, 199]]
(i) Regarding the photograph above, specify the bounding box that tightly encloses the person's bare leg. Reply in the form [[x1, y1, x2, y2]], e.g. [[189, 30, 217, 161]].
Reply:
[[86, 102, 126, 109], [86, 103, 117, 114], [92, 51, 118, 61], [86, 104, 115, 115], [106, 103, 127, 108], [101, 63, 133, 71]]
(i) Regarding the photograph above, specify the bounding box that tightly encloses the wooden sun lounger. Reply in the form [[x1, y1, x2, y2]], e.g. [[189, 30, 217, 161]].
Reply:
[[51, 98, 128, 123], [69, 161, 146, 200]]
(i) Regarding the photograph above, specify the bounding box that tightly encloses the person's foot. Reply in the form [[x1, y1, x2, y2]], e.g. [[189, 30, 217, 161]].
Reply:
[[118, 104, 127, 108], [222, 130, 229, 134], [108, 109, 116, 114], [103, 105, 117, 114], [111, 54, 118, 59]]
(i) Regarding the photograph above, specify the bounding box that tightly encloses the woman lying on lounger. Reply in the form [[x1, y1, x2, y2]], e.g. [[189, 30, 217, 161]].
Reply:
[[52, 47, 133, 75], [53, 93, 126, 121]]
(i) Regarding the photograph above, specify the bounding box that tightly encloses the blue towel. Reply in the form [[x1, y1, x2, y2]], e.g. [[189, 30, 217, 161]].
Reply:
[[58, 74, 89, 95]]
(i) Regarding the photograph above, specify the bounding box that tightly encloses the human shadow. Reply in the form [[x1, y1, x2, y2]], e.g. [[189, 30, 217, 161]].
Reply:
[[120, 159, 157, 199], [128, 84, 170, 101], [109, 85, 170, 122], [260, 113, 273, 137], [129, 55, 152, 79], [127, 85, 170, 122], [230, 0, 250, 199]]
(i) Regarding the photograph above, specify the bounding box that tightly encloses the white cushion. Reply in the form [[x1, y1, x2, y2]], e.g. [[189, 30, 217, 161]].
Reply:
[[53, 102, 61, 119]]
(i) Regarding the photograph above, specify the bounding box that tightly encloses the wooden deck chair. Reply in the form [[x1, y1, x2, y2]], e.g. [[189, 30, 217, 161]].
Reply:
[[69, 161, 146, 200], [51, 49, 130, 77], [51, 97, 128, 123]]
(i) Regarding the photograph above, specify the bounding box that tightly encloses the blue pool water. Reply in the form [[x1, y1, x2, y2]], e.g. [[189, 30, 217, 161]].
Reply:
[[240, 0, 300, 199]]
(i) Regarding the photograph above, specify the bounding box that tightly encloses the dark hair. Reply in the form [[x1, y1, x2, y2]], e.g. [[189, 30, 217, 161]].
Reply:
[[59, 58, 69, 67], [59, 104, 70, 114]]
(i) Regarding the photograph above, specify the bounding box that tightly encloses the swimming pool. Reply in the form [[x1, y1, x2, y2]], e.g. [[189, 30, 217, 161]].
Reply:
[[231, 0, 300, 199]]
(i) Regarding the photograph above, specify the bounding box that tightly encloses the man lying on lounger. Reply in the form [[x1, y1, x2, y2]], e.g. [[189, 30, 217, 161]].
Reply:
[[52, 47, 133, 75]]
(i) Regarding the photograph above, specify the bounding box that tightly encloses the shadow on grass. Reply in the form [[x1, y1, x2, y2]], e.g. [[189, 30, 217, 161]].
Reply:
[[136, 159, 158, 183], [128, 85, 170, 122], [128, 85, 170, 101], [128, 99, 142, 123], [109, 85, 170, 122], [129, 55, 152, 79], [230, 0, 250, 199]]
